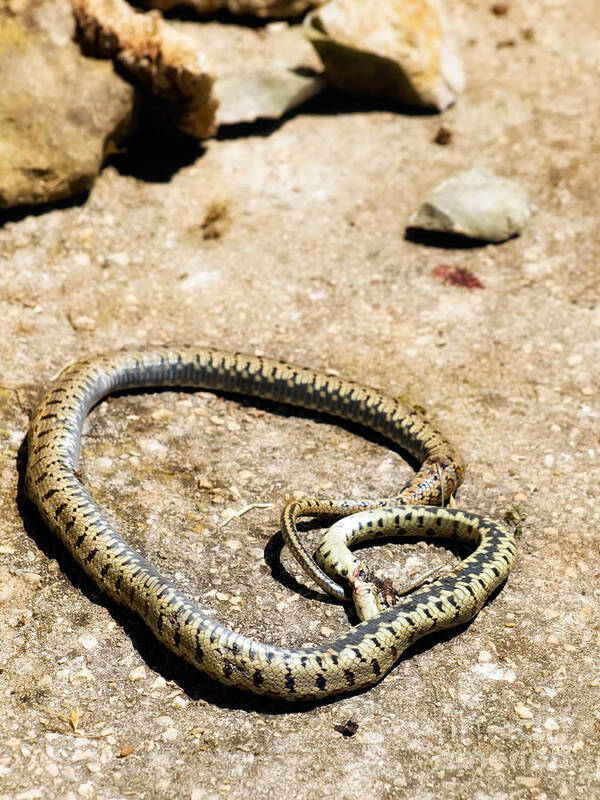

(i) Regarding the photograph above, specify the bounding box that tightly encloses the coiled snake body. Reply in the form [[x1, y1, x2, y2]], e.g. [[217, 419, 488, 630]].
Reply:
[[26, 346, 517, 701]]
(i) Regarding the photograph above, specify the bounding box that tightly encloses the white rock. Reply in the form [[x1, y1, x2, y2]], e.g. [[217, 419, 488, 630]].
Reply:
[[408, 167, 530, 242], [305, 0, 464, 110]]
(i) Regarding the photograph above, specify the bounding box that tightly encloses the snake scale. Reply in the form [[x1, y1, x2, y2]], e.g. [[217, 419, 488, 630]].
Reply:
[[25, 346, 517, 701]]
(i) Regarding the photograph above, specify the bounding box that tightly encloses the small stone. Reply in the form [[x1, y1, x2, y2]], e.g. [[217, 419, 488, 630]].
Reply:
[[73, 253, 92, 268], [514, 703, 534, 719], [22, 572, 42, 585], [305, 0, 464, 110], [128, 665, 146, 681], [107, 251, 130, 268], [68, 313, 97, 332], [408, 166, 530, 242], [544, 717, 559, 731], [216, 66, 325, 125], [0, 579, 17, 604], [172, 696, 188, 710], [71, 667, 95, 684], [516, 777, 539, 788], [479, 650, 493, 663], [162, 727, 178, 742], [78, 634, 99, 651], [433, 125, 453, 145]]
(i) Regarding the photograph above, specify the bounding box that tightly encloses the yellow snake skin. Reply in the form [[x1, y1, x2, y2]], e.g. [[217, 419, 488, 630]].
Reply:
[[25, 346, 516, 701]]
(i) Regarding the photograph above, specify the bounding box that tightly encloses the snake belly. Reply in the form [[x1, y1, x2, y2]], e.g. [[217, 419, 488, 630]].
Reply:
[[25, 345, 514, 701]]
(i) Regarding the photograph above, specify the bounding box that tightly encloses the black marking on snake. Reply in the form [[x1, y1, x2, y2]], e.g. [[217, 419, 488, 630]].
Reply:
[[371, 659, 381, 676], [285, 672, 296, 692], [253, 669, 264, 686], [75, 533, 85, 547], [315, 675, 327, 691], [100, 564, 110, 578], [223, 661, 234, 679], [344, 669, 355, 686]]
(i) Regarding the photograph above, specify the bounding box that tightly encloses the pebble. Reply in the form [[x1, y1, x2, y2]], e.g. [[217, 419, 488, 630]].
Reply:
[[107, 251, 130, 268], [162, 727, 178, 742], [215, 66, 325, 126], [408, 166, 530, 242], [305, 0, 464, 110], [514, 703, 534, 719], [68, 313, 96, 332], [78, 634, 98, 651], [128, 665, 146, 681]]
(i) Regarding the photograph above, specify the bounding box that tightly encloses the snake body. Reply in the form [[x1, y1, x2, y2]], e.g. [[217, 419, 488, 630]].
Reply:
[[25, 346, 516, 700]]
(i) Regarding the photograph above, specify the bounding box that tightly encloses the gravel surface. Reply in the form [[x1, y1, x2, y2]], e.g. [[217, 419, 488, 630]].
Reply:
[[1, 1, 599, 799]]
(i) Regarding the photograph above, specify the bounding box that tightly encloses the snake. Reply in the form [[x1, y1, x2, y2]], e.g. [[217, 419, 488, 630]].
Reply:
[[25, 345, 517, 701]]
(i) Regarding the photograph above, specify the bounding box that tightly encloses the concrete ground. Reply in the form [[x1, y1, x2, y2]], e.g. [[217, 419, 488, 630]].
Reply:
[[1, 1, 599, 798]]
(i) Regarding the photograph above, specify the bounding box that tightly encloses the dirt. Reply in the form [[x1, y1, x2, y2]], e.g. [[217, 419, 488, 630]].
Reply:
[[1, 1, 599, 799]]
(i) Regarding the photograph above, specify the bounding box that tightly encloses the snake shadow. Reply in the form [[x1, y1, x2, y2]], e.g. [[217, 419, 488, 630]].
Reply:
[[16, 389, 509, 716]]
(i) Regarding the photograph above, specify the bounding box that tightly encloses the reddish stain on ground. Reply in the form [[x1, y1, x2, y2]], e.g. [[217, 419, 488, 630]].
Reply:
[[431, 264, 485, 289]]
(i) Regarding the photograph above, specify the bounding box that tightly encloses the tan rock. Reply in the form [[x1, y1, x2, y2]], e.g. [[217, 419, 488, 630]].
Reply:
[[0, 15, 134, 209], [73, 0, 218, 138], [305, 0, 464, 110], [142, 0, 323, 20]]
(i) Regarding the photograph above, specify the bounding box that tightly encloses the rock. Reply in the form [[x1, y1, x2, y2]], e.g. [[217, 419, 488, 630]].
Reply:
[[0, 16, 134, 209], [304, 0, 464, 110], [170, 19, 321, 73], [169, 20, 324, 125], [216, 67, 324, 125], [142, 0, 323, 19], [407, 167, 531, 243], [73, 0, 218, 139]]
